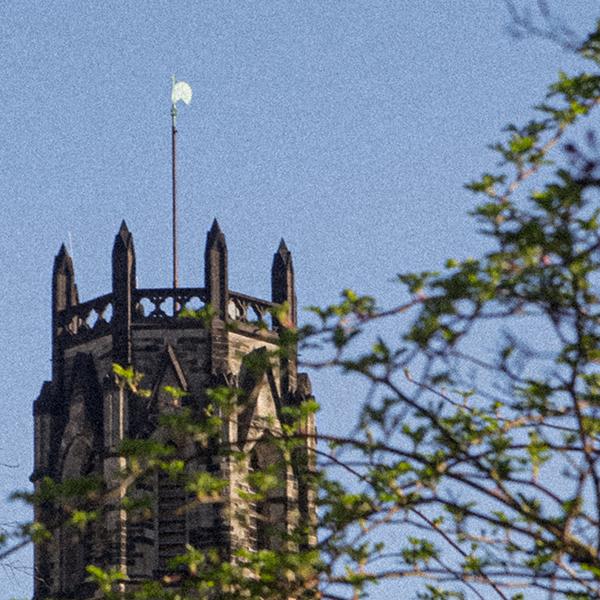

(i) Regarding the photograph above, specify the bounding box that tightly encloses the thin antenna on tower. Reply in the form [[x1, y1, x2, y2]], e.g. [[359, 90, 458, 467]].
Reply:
[[68, 231, 75, 260], [170, 75, 192, 290]]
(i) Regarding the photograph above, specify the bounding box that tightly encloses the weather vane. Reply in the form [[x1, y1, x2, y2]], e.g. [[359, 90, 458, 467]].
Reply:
[[171, 75, 192, 290]]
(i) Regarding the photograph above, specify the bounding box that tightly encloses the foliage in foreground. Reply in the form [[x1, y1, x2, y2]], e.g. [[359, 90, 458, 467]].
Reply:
[[4, 8, 600, 600]]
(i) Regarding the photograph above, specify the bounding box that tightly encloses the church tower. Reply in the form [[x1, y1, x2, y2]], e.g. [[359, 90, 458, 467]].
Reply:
[[32, 220, 315, 598]]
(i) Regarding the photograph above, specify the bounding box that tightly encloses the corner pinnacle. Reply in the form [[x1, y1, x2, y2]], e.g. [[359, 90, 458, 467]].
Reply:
[[57, 242, 69, 258], [114, 220, 133, 249], [206, 218, 226, 247], [277, 238, 289, 254], [118, 219, 130, 237]]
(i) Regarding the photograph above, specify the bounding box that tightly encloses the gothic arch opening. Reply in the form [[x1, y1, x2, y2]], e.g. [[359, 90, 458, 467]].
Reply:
[[248, 438, 288, 552], [59, 435, 95, 596], [156, 441, 188, 572]]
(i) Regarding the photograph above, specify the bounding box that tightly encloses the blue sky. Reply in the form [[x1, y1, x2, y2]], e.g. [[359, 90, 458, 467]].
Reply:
[[0, 1, 598, 598]]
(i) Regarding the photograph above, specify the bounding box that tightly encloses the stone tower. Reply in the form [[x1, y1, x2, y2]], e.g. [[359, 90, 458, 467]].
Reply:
[[32, 220, 315, 598]]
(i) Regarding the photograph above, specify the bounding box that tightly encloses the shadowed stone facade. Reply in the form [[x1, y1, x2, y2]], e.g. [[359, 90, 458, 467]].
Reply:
[[32, 219, 316, 598]]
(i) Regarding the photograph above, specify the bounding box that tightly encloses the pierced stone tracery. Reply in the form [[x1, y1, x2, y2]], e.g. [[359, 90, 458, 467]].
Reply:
[[33, 219, 312, 599]]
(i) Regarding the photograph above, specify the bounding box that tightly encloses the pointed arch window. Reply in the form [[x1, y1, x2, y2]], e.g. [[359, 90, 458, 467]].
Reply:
[[60, 435, 95, 596], [248, 438, 288, 552], [156, 443, 188, 572]]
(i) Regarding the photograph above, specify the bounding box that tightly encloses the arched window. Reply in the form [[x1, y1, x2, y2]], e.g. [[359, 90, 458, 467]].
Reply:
[[249, 439, 288, 552], [60, 435, 94, 596], [156, 443, 188, 572]]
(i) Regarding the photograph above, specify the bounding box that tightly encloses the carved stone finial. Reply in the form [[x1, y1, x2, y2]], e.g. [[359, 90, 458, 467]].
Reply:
[[53, 243, 77, 311], [271, 238, 296, 326], [277, 238, 289, 255], [204, 219, 228, 319], [112, 221, 136, 284], [112, 221, 136, 366], [115, 220, 133, 249], [52, 243, 78, 390], [208, 218, 223, 240], [54, 243, 73, 275]]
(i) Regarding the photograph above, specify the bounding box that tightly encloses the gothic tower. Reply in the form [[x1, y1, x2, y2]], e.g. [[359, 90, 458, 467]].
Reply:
[[32, 220, 315, 598]]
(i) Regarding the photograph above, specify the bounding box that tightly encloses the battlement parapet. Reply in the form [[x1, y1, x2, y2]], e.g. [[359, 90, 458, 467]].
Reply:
[[56, 287, 277, 348], [52, 219, 291, 363]]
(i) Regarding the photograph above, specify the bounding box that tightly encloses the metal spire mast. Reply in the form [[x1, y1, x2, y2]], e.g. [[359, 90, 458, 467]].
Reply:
[[171, 78, 178, 290], [170, 75, 192, 290]]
